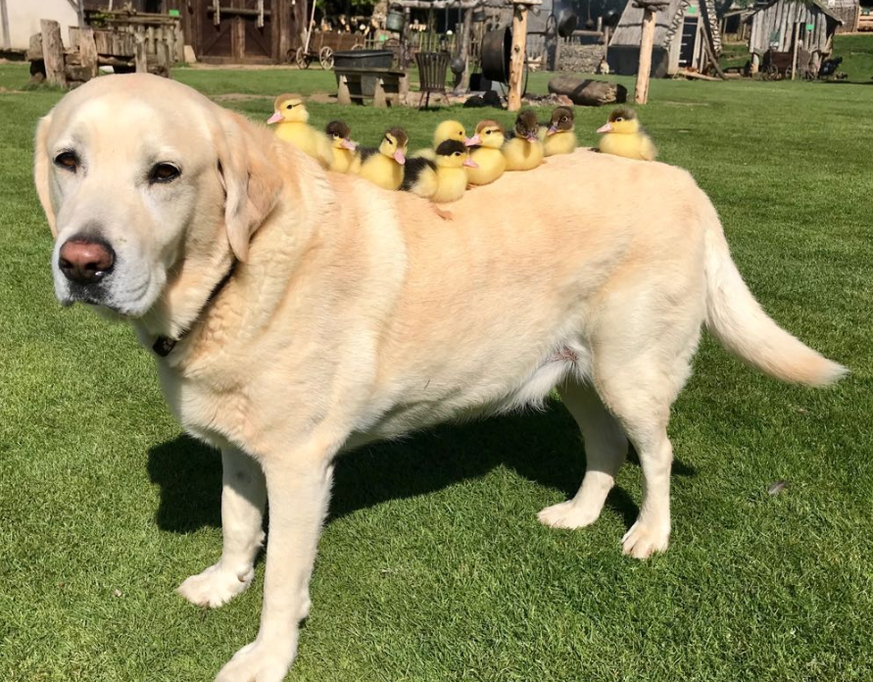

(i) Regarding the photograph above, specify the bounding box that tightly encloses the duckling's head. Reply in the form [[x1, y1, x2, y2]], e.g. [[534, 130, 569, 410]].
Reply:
[[547, 107, 575, 136], [514, 109, 540, 143], [434, 139, 478, 170], [379, 127, 408, 165], [268, 93, 308, 124], [597, 107, 640, 135], [326, 120, 357, 151], [467, 120, 505, 148], [433, 120, 475, 148]]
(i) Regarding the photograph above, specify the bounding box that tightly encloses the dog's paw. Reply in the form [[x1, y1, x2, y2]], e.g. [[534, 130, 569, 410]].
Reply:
[[177, 563, 254, 608], [537, 500, 601, 529], [621, 520, 670, 559], [214, 640, 295, 682]]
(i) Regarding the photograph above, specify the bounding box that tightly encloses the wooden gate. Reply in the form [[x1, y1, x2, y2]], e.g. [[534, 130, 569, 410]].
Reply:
[[199, 0, 273, 63]]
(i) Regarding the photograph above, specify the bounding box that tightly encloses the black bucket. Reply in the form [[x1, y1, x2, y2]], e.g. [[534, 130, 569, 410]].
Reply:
[[478, 27, 528, 93], [480, 27, 511, 82]]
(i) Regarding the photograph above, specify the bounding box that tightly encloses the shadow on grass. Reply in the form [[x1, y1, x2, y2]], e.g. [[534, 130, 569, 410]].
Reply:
[[147, 399, 696, 534]]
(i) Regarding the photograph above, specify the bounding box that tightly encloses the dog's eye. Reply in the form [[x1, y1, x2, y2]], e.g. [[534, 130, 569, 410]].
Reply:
[[54, 151, 79, 173], [149, 163, 181, 184]]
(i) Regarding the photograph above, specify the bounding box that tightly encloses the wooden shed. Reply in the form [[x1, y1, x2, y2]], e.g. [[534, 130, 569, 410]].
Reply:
[[161, 0, 307, 64], [748, 0, 842, 68], [607, 0, 721, 77]]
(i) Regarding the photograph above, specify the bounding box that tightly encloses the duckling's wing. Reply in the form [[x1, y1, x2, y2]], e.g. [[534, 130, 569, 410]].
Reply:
[[410, 148, 437, 161], [359, 147, 379, 162], [640, 134, 658, 161], [400, 157, 436, 191]]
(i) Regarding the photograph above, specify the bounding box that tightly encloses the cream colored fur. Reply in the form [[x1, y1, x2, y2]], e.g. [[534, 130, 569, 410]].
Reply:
[[34, 74, 845, 682]]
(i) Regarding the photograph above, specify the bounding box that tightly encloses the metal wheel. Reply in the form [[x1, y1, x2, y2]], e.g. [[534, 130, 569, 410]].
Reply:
[[763, 63, 779, 80], [295, 47, 310, 69], [319, 46, 334, 69]]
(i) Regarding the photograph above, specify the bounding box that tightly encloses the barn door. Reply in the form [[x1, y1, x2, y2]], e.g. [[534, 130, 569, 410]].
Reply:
[[678, 16, 699, 68], [201, 0, 274, 63]]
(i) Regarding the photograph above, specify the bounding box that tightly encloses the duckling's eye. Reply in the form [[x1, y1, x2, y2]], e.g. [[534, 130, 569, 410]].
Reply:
[[149, 162, 181, 184], [615, 117, 624, 122], [453, 152, 461, 157], [485, 130, 492, 135], [285, 104, 294, 110], [54, 151, 79, 173], [561, 116, 568, 122]]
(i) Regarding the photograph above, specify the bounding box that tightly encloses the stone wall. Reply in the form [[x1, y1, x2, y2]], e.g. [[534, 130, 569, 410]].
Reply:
[[558, 44, 606, 73]]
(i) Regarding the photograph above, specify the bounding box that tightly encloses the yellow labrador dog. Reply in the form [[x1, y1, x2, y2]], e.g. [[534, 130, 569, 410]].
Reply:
[[35, 74, 844, 681]]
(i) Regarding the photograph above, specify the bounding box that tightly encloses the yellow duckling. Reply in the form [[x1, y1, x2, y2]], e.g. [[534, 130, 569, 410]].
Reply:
[[503, 109, 544, 171], [465, 120, 506, 186], [325, 120, 361, 174], [358, 127, 408, 191], [596, 107, 657, 161], [267, 93, 333, 168], [539, 106, 577, 157], [412, 119, 476, 160], [401, 139, 478, 203]]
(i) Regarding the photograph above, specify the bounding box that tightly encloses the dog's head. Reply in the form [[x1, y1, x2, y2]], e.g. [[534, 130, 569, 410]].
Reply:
[[35, 74, 281, 318]]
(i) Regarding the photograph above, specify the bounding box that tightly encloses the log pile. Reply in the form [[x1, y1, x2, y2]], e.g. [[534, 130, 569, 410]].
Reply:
[[28, 16, 177, 88], [547, 76, 627, 106]]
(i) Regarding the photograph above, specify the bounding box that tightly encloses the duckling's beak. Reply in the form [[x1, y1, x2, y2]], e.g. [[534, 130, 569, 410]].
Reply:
[[393, 150, 406, 165], [341, 138, 358, 151], [525, 133, 539, 143], [465, 135, 480, 146], [463, 157, 478, 168], [596, 122, 612, 133], [547, 124, 558, 136], [267, 111, 283, 125]]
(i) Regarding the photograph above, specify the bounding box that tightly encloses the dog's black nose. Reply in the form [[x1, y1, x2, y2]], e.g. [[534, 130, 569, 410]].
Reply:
[[58, 238, 115, 284]]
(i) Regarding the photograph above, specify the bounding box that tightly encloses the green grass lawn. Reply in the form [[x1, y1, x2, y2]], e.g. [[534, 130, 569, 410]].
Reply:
[[1, 61, 872, 682]]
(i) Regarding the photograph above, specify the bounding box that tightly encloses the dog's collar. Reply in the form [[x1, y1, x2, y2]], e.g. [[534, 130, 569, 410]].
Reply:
[[152, 262, 236, 358]]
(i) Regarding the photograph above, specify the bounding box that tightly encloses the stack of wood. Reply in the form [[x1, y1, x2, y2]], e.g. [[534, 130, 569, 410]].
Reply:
[[28, 15, 179, 88]]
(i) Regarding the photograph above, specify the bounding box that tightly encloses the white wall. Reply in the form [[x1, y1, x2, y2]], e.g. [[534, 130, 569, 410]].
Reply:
[[4, 0, 78, 50]]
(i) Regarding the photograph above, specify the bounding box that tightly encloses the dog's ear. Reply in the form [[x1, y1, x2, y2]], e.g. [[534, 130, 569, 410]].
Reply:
[[214, 110, 282, 262], [34, 113, 57, 237]]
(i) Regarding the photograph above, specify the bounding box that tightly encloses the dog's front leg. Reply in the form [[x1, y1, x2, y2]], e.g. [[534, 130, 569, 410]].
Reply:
[[178, 445, 266, 608], [215, 444, 335, 682]]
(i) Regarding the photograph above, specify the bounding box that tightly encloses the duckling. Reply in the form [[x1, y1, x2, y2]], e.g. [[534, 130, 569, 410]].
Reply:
[[267, 93, 333, 168], [539, 106, 577, 157], [596, 107, 657, 161], [325, 120, 361, 174], [358, 127, 408, 191], [465, 120, 507, 186], [401, 139, 478, 203], [412, 119, 475, 160], [503, 109, 544, 171]]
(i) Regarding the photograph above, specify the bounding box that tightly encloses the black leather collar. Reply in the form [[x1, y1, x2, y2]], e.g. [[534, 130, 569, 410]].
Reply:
[[152, 262, 236, 357]]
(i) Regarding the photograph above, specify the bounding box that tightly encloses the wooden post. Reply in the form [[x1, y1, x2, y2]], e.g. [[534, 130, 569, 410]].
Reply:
[[79, 26, 98, 80], [633, 0, 667, 105], [790, 21, 800, 80], [457, 5, 475, 92], [508, 0, 540, 112], [41, 20, 67, 87], [135, 32, 148, 73]]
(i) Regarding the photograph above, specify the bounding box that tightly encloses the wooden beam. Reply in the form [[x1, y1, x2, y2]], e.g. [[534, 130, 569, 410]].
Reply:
[[41, 19, 67, 87], [508, 0, 539, 112], [633, 1, 667, 105], [391, 0, 481, 10]]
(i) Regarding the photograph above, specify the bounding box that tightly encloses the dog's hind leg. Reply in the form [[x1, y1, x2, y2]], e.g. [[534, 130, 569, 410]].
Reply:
[[537, 381, 628, 529], [177, 446, 266, 608], [592, 324, 699, 559]]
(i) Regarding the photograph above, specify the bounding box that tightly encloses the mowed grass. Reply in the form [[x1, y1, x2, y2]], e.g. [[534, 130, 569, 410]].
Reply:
[[1, 60, 872, 682]]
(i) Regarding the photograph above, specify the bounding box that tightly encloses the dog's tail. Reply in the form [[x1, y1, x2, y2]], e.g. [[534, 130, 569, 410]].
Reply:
[[702, 202, 846, 387]]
